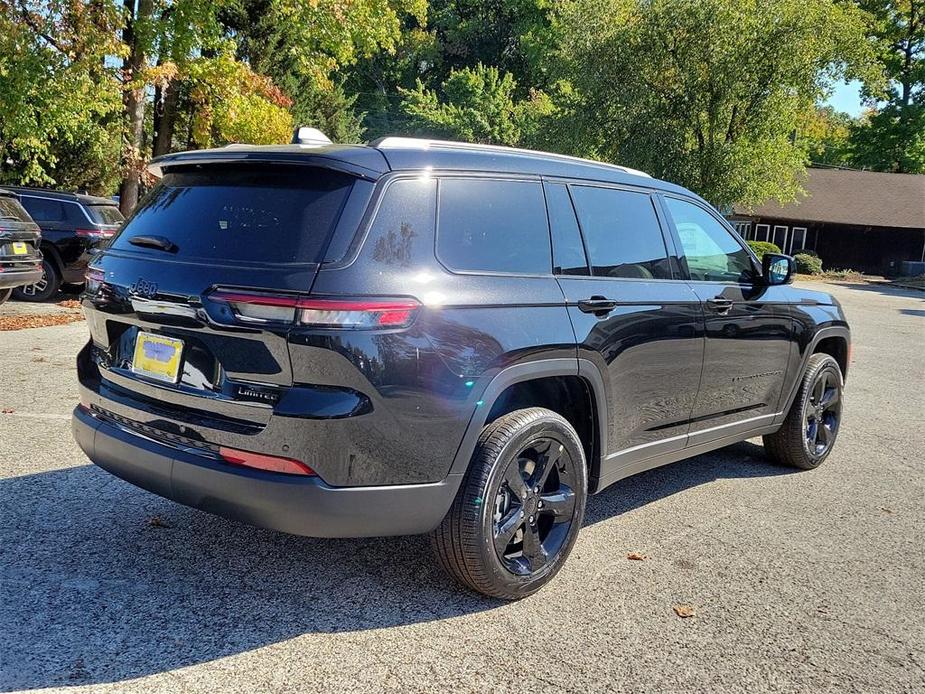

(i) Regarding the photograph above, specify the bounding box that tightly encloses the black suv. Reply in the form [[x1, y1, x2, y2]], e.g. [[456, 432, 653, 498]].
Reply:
[[73, 137, 850, 598], [0, 188, 43, 305], [4, 187, 124, 301]]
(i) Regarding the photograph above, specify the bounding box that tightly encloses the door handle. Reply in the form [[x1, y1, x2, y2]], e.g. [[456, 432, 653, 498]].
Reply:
[[577, 296, 618, 315], [706, 297, 734, 314]]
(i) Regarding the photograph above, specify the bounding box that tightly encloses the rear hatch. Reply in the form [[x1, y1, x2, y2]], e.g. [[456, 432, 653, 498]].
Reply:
[[81, 164, 362, 441], [0, 192, 42, 270]]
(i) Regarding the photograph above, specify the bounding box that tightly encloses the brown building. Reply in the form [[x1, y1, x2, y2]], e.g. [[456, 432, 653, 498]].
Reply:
[[729, 168, 925, 276]]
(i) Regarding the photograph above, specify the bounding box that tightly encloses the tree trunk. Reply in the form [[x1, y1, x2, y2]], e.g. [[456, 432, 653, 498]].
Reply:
[[152, 80, 179, 157], [118, 0, 153, 217]]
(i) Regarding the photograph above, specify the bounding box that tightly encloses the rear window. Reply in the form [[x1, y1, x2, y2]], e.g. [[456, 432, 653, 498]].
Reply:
[[111, 167, 354, 264], [0, 196, 32, 224], [88, 204, 124, 225]]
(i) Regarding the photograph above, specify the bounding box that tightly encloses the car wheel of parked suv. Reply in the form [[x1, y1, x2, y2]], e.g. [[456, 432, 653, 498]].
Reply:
[[13, 258, 60, 302], [764, 353, 844, 470], [0, 288, 11, 305], [431, 408, 588, 599]]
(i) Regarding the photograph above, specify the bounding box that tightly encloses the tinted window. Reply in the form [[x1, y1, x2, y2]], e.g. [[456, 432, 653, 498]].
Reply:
[[88, 204, 124, 225], [545, 183, 588, 275], [366, 178, 436, 268], [569, 186, 671, 279], [663, 197, 756, 283], [111, 167, 353, 264], [21, 197, 65, 222], [437, 178, 550, 274], [0, 196, 33, 223]]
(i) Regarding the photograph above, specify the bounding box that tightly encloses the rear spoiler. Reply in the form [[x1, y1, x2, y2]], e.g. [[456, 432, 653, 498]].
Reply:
[[147, 146, 389, 181]]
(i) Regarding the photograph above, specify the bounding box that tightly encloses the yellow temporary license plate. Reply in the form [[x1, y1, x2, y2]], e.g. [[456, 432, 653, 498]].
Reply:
[[131, 331, 184, 384], [11, 242, 27, 255]]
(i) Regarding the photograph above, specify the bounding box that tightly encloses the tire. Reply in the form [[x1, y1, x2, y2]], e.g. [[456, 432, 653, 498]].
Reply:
[[764, 353, 844, 470], [12, 258, 60, 302], [431, 407, 588, 599], [0, 288, 11, 305]]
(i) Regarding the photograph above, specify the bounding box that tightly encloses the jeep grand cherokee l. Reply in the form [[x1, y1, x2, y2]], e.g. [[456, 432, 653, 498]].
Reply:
[[73, 136, 850, 599], [0, 188, 42, 305], [4, 187, 124, 301]]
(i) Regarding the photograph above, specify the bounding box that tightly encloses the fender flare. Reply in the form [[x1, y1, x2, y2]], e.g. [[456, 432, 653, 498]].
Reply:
[[447, 358, 609, 487], [775, 325, 850, 424]]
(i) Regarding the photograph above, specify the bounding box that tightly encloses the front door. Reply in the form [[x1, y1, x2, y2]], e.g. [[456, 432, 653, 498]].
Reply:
[[545, 182, 704, 486], [660, 195, 794, 445]]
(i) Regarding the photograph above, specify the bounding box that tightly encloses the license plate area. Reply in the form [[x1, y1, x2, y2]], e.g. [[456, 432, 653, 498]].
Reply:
[[131, 331, 184, 384], [11, 242, 28, 255]]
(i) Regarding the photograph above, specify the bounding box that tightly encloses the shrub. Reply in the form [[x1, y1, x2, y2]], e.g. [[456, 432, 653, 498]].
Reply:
[[747, 240, 781, 259], [794, 253, 823, 275], [797, 248, 819, 258]]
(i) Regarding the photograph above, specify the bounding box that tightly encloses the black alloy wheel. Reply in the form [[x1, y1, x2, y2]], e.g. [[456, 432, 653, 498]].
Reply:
[[492, 437, 578, 576], [432, 407, 588, 599], [764, 352, 844, 470], [803, 367, 841, 459]]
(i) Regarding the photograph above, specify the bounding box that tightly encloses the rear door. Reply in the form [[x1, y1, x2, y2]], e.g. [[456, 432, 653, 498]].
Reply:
[[546, 181, 704, 486], [659, 194, 794, 445]]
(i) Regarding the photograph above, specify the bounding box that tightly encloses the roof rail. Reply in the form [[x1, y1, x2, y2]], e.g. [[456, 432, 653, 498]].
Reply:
[[370, 137, 651, 178]]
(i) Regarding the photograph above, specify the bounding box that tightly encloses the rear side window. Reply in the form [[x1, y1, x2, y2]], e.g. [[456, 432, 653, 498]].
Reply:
[[0, 196, 32, 223], [111, 167, 354, 264], [437, 178, 550, 274], [21, 197, 65, 222], [88, 204, 124, 225], [569, 186, 671, 280]]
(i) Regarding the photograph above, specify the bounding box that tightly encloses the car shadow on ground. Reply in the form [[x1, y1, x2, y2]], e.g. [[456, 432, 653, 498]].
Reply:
[[0, 441, 792, 690]]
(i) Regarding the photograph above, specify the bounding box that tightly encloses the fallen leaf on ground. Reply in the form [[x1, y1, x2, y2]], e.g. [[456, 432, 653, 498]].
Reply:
[[627, 552, 647, 561], [880, 507, 893, 514], [31, 356, 46, 362], [673, 604, 696, 618], [147, 516, 171, 528], [1, 407, 13, 414], [57, 299, 82, 308], [0, 313, 85, 331]]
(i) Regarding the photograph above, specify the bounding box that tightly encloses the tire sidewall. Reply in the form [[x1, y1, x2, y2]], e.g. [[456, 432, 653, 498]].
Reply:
[[474, 414, 588, 596]]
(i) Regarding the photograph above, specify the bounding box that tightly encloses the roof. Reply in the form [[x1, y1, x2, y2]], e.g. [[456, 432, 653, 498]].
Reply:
[[149, 137, 697, 200], [1, 185, 118, 207], [738, 168, 925, 230]]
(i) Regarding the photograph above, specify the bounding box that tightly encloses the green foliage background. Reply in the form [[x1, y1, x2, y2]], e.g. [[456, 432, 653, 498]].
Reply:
[[0, 0, 921, 208]]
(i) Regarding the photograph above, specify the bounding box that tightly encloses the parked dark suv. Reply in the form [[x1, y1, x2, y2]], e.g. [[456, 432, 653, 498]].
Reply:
[[73, 136, 850, 598], [0, 188, 43, 305], [4, 187, 124, 301]]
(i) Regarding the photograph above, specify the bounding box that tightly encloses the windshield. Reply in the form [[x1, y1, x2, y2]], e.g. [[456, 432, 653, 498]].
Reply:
[[110, 167, 354, 264]]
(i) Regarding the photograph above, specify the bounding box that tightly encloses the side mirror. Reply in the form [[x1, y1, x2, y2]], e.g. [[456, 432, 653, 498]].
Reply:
[[762, 253, 795, 286]]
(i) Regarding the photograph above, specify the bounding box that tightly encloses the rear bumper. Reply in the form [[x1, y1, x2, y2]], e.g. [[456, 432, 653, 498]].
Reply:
[[73, 405, 461, 538], [0, 266, 43, 290]]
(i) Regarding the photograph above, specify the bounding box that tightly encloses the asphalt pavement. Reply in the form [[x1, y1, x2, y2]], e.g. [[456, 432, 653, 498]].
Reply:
[[0, 281, 923, 693]]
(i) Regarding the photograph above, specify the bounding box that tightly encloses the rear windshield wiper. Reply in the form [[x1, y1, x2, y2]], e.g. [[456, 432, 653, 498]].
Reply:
[[128, 235, 177, 253]]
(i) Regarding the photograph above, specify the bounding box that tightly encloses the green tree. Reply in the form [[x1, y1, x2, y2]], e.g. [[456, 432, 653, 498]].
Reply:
[[399, 63, 552, 145], [850, 0, 925, 172], [554, 0, 878, 208], [0, 1, 124, 193], [798, 106, 857, 167]]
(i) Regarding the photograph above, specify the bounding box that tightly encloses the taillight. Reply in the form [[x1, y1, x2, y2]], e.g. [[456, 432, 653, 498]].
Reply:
[[76, 228, 116, 239], [219, 446, 316, 476], [85, 266, 105, 292], [210, 290, 420, 329]]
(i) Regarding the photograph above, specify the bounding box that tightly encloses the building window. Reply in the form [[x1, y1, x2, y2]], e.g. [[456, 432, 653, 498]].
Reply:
[[731, 220, 752, 239], [790, 227, 807, 253], [755, 223, 770, 242], [772, 225, 789, 251]]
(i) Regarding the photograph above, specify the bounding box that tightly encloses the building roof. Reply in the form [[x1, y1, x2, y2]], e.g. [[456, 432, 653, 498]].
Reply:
[[739, 168, 925, 230], [149, 137, 697, 200]]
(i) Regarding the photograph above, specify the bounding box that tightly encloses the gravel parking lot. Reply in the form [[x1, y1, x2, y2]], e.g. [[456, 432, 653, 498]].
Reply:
[[1, 281, 923, 693]]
